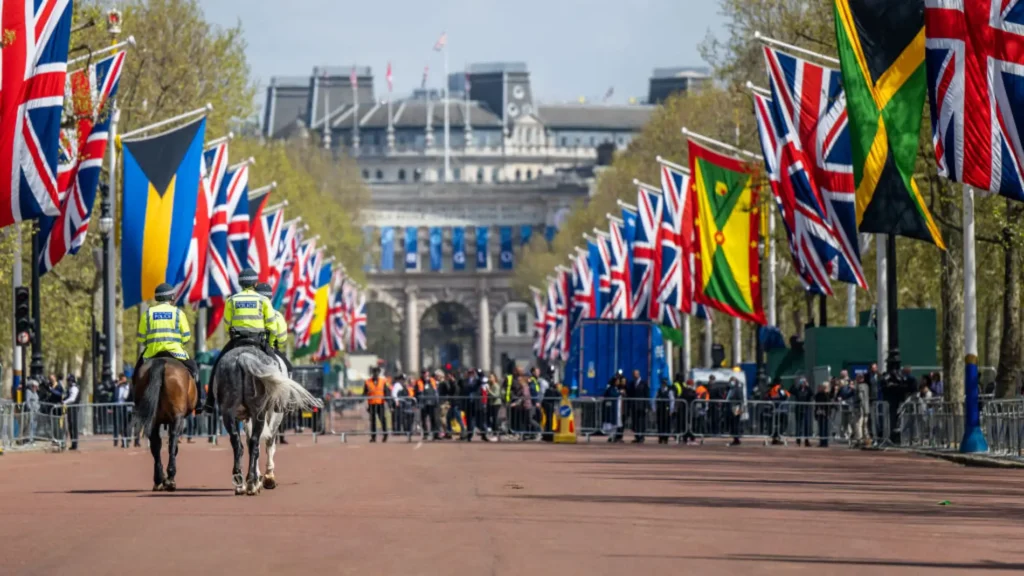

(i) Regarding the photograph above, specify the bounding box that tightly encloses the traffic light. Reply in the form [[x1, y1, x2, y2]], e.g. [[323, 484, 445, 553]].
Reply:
[[14, 286, 31, 345]]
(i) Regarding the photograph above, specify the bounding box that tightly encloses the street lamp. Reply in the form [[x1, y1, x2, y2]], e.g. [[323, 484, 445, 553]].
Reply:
[[755, 234, 767, 395], [99, 184, 113, 389]]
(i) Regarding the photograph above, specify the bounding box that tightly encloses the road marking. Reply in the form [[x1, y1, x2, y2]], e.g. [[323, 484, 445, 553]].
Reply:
[[414, 441, 423, 450]]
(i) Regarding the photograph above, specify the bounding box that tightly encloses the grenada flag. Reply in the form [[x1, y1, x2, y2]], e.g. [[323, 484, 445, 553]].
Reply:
[[688, 139, 766, 325]]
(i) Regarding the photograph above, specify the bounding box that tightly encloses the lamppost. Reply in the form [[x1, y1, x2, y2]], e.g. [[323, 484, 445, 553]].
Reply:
[[99, 185, 114, 387], [755, 234, 766, 394]]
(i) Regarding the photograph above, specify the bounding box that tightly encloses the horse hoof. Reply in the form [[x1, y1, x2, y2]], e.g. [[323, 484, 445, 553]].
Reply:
[[232, 474, 245, 495], [153, 483, 165, 492], [263, 475, 277, 490], [235, 486, 245, 496], [246, 485, 258, 496], [164, 480, 176, 492]]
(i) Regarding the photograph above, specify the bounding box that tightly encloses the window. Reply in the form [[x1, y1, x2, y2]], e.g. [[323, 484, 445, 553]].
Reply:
[[617, 136, 624, 145], [413, 168, 422, 182], [526, 169, 533, 180], [515, 169, 521, 182], [560, 137, 567, 147], [589, 136, 595, 146], [453, 167, 462, 181], [575, 137, 581, 146], [362, 169, 369, 180], [375, 169, 383, 180], [398, 168, 406, 181], [517, 313, 527, 335], [492, 167, 501, 182], [476, 168, 484, 182]]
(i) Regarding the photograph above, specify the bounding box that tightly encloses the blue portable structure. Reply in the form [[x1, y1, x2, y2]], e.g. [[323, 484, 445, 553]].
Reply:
[[566, 320, 670, 397]]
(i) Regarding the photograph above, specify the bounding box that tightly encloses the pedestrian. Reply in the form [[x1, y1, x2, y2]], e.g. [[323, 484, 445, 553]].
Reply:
[[854, 373, 872, 448], [418, 371, 441, 440], [679, 379, 698, 444], [767, 379, 790, 445], [24, 379, 40, 442], [791, 377, 814, 447], [654, 378, 674, 444], [726, 378, 746, 446], [114, 374, 131, 448], [486, 372, 502, 434], [364, 366, 389, 442], [930, 371, 944, 398], [630, 371, 649, 444], [602, 374, 623, 442], [63, 375, 80, 451], [814, 382, 832, 447], [867, 363, 882, 439], [518, 375, 541, 440], [833, 372, 855, 440], [541, 376, 561, 442]]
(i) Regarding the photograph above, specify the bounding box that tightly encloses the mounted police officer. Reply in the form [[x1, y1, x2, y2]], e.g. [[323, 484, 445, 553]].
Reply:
[[255, 282, 292, 373], [199, 268, 275, 414], [135, 282, 200, 412]]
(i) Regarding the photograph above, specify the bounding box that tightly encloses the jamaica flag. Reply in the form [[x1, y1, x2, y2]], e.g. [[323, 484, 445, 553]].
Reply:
[[834, 0, 944, 249], [688, 140, 766, 325]]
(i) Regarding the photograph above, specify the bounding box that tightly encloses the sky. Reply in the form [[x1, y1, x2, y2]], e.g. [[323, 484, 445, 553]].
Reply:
[[198, 0, 727, 108]]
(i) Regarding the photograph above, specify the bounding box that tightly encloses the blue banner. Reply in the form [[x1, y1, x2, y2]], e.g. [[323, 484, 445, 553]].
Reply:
[[499, 227, 513, 270], [520, 225, 532, 247], [587, 239, 603, 317], [380, 227, 395, 271], [405, 227, 418, 270], [429, 227, 442, 271], [476, 226, 488, 269], [544, 225, 557, 244], [452, 227, 466, 270]]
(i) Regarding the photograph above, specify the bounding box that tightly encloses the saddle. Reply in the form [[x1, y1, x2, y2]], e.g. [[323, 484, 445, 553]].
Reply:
[[228, 330, 273, 357]]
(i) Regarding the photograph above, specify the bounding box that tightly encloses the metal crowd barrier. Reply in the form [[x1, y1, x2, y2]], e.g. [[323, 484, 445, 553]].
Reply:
[[895, 400, 963, 450], [984, 399, 1024, 457]]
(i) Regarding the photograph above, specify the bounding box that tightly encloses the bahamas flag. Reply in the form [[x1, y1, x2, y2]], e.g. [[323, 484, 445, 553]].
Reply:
[[121, 117, 207, 308], [834, 0, 944, 249], [688, 140, 765, 325], [296, 260, 332, 357]]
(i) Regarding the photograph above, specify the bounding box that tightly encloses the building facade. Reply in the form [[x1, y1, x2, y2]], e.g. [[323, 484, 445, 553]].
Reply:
[[264, 62, 707, 374]]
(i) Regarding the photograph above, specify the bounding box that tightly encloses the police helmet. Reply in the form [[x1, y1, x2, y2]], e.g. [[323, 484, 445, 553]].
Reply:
[[239, 268, 259, 289], [154, 283, 176, 303], [255, 282, 273, 299]]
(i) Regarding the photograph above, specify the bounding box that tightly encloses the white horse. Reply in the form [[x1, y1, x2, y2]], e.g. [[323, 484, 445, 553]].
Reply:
[[243, 354, 290, 490]]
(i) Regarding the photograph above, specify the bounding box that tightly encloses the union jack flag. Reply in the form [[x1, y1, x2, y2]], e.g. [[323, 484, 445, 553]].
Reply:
[[271, 219, 298, 302], [39, 49, 124, 274], [753, 92, 834, 295], [225, 169, 250, 291], [0, 0, 73, 228], [543, 280, 558, 359], [631, 186, 661, 320], [316, 271, 346, 361], [593, 235, 612, 318], [530, 286, 546, 358], [925, 0, 1024, 200], [555, 267, 571, 361], [349, 292, 367, 351], [657, 163, 707, 325], [293, 245, 322, 345], [607, 221, 631, 320], [571, 249, 595, 324], [247, 191, 275, 280], [763, 46, 866, 288], [179, 142, 229, 304]]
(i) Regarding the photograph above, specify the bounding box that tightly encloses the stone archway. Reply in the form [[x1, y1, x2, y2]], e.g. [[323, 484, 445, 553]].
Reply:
[[419, 301, 477, 373], [364, 301, 402, 373]]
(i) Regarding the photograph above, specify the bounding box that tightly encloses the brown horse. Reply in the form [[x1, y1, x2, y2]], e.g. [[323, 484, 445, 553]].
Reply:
[[132, 356, 198, 492]]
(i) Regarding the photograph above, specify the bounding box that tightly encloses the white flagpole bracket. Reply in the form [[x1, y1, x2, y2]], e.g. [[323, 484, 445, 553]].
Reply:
[[120, 104, 213, 140], [205, 132, 234, 150], [68, 35, 136, 67], [632, 178, 661, 194], [744, 81, 772, 98], [615, 200, 638, 212], [229, 156, 256, 172], [754, 31, 840, 66], [249, 181, 277, 197], [682, 127, 761, 161], [655, 156, 690, 174]]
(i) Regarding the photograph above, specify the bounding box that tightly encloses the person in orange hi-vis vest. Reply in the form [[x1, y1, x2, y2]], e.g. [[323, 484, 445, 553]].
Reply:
[[364, 366, 390, 442]]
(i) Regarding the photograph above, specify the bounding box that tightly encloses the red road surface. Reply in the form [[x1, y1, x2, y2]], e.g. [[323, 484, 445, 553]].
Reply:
[[1, 437, 1022, 575]]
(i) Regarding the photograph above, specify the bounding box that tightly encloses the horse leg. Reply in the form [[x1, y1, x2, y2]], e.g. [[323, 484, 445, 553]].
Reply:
[[224, 413, 245, 496], [149, 426, 165, 491], [246, 416, 265, 495], [263, 414, 279, 489], [164, 417, 183, 492]]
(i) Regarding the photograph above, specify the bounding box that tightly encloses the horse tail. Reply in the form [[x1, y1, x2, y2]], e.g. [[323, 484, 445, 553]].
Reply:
[[235, 351, 322, 414], [134, 359, 164, 437]]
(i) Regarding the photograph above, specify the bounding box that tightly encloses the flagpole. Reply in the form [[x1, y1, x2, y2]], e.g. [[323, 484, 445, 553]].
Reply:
[[767, 202, 776, 327], [263, 200, 288, 214], [876, 235, 888, 375], [961, 186, 987, 453], [655, 156, 690, 174], [754, 31, 841, 66], [119, 103, 212, 139], [205, 132, 233, 150], [387, 63, 394, 152], [682, 315, 691, 376], [682, 127, 761, 161], [732, 115, 742, 367], [443, 39, 451, 183], [230, 157, 256, 172], [100, 106, 121, 388], [249, 181, 277, 197], [67, 35, 136, 67]]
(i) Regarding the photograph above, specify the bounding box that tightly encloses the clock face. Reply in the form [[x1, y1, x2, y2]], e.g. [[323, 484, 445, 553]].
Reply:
[[507, 103, 519, 118], [405, 253, 416, 264], [454, 252, 465, 264], [501, 252, 513, 263], [512, 85, 525, 100]]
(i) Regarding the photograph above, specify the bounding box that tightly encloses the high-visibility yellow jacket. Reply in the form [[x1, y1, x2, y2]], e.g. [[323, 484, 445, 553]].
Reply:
[[224, 288, 274, 336], [267, 310, 288, 348], [137, 303, 191, 360]]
